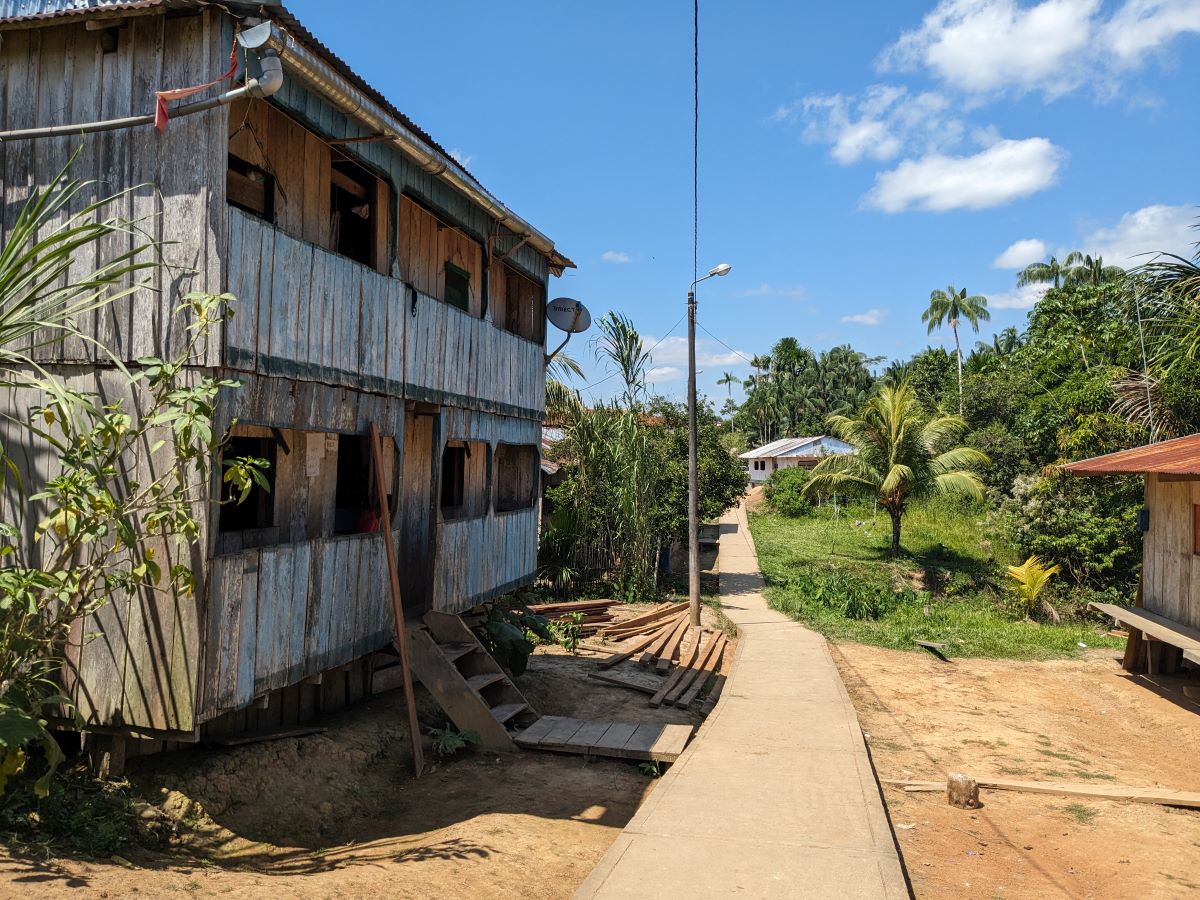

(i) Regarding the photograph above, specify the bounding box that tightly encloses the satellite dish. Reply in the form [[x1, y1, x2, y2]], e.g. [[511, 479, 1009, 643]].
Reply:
[[546, 297, 592, 334]]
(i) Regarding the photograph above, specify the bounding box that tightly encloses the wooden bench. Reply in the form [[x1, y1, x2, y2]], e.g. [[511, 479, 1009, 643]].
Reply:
[[1089, 602, 1200, 675]]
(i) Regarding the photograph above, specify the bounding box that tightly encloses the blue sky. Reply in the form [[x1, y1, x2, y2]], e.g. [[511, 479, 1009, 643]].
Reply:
[[289, 0, 1200, 405]]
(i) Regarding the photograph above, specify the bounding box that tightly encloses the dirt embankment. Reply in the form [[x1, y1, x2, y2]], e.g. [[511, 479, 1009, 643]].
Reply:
[[835, 642, 1200, 899], [0, 605, 716, 899]]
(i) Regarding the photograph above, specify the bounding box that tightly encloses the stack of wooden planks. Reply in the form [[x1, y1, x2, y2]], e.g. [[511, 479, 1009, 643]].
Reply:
[[528, 598, 617, 637], [645, 628, 728, 709], [587, 603, 731, 712]]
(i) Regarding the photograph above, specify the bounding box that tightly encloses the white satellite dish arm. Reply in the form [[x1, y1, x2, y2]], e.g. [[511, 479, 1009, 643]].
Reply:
[[545, 307, 583, 367]]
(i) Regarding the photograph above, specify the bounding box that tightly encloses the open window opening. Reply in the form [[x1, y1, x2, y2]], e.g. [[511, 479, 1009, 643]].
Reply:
[[219, 431, 278, 534], [506, 266, 541, 342], [495, 444, 538, 512], [330, 159, 377, 268], [444, 262, 471, 313], [227, 98, 391, 274], [440, 439, 488, 519], [333, 434, 396, 535], [227, 154, 275, 224], [398, 195, 483, 315], [489, 261, 545, 343]]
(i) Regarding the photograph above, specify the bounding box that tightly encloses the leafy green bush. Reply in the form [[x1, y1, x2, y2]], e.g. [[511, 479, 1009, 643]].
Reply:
[[428, 726, 481, 758], [999, 472, 1141, 596], [474, 595, 551, 677], [548, 612, 585, 654], [783, 566, 893, 620], [764, 467, 813, 517], [0, 766, 172, 857]]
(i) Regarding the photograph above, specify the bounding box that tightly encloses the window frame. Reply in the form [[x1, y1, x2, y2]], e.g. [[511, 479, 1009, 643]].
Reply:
[[440, 439, 489, 521], [226, 153, 276, 224], [443, 261, 472, 313], [494, 443, 539, 514]]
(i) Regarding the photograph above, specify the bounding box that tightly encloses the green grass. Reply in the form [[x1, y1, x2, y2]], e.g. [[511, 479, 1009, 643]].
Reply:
[[750, 499, 1123, 660], [1062, 803, 1098, 825]]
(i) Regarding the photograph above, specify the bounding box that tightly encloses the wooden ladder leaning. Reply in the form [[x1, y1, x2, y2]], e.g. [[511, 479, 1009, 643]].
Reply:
[[406, 610, 538, 752]]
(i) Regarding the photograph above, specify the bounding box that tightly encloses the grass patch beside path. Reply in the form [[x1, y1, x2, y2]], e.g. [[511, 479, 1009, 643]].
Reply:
[[749, 501, 1123, 660]]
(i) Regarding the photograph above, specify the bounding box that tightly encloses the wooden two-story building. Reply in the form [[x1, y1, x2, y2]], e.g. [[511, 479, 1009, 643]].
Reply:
[[0, 1, 571, 743]]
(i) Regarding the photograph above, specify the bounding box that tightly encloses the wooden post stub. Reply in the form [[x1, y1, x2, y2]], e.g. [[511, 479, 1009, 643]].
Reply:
[[947, 773, 980, 809]]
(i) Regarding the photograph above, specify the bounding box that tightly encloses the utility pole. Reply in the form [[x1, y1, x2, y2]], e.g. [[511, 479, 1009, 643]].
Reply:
[[687, 264, 732, 627]]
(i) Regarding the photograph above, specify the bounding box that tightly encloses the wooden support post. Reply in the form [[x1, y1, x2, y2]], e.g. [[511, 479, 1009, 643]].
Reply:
[[1121, 575, 1146, 672], [947, 773, 980, 809], [370, 422, 425, 778]]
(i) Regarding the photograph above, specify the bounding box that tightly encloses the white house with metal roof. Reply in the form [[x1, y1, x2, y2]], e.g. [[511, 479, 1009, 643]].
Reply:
[[739, 436, 856, 484]]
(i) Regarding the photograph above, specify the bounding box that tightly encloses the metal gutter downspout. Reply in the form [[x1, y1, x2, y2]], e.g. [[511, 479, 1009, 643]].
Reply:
[[0, 35, 283, 141], [238, 20, 562, 265]]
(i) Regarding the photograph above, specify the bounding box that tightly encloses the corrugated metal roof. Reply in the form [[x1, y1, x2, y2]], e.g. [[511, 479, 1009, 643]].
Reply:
[[0, 0, 270, 22], [1064, 433, 1200, 475], [0, 0, 165, 21], [739, 436, 822, 460]]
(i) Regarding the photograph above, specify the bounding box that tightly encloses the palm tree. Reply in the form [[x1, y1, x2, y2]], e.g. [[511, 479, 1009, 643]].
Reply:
[[1017, 256, 1067, 289], [804, 382, 989, 556], [1063, 252, 1125, 287], [1, 155, 156, 366], [594, 312, 650, 410], [1138, 247, 1200, 375], [716, 371, 741, 398], [921, 285, 990, 414]]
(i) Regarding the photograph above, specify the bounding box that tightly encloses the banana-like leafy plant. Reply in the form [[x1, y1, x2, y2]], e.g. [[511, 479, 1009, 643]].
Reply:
[[0, 159, 263, 795], [1006, 555, 1062, 622]]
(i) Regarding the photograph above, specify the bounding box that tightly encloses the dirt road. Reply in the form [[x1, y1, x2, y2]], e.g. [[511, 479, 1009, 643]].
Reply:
[[835, 643, 1200, 899]]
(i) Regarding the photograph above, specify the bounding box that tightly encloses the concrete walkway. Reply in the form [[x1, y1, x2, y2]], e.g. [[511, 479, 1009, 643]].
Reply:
[[574, 503, 910, 899]]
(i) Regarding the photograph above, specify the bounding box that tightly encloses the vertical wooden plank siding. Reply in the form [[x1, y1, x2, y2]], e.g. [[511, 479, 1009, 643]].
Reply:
[[1, 12, 559, 731], [1141, 475, 1200, 630]]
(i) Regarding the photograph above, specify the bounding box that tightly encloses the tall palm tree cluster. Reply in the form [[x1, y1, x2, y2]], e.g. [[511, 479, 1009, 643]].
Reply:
[[1018, 251, 1126, 290], [739, 339, 879, 444]]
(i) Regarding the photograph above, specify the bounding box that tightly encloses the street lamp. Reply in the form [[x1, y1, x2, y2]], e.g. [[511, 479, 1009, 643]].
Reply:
[[687, 262, 732, 626]]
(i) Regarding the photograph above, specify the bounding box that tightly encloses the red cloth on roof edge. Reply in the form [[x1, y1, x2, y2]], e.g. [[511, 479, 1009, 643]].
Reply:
[[154, 38, 239, 132]]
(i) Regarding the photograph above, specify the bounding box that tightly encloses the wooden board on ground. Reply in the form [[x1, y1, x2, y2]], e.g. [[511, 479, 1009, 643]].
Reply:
[[515, 716, 693, 763], [587, 672, 659, 696], [674, 632, 727, 708], [882, 777, 1200, 809], [639, 615, 688, 666], [204, 724, 326, 747], [598, 620, 675, 669]]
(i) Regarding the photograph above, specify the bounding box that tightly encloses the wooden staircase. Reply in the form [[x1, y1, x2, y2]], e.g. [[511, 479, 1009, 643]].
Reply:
[[406, 610, 538, 752]]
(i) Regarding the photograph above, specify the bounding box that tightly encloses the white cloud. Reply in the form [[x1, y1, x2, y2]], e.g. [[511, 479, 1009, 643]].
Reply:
[[840, 308, 887, 325], [645, 336, 749, 368], [737, 283, 807, 299], [993, 238, 1048, 269], [882, 0, 1098, 97], [646, 366, 682, 383], [989, 283, 1048, 309], [1103, 0, 1200, 66], [782, 85, 961, 165], [449, 148, 475, 167], [1082, 203, 1199, 264], [863, 137, 1066, 213], [880, 0, 1200, 99], [601, 250, 631, 264]]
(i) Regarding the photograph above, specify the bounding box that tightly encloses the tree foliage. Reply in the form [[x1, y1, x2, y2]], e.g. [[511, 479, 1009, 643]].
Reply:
[[804, 381, 989, 556], [0, 163, 261, 794], [763, 466, 812, 518], [735, 340, 878, 446]]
